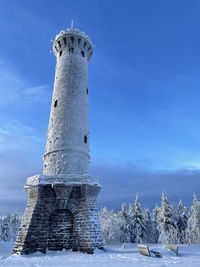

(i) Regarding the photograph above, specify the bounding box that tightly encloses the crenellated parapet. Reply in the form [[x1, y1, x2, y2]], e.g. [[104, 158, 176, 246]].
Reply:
[[53, 28, 93, 61]]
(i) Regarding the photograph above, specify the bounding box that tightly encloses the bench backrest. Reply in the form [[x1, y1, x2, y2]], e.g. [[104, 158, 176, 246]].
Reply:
[[137, 244, 150, 257], [165, 245, 179, 256]]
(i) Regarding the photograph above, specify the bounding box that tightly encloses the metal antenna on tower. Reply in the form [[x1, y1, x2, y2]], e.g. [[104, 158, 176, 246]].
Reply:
[[71, 19, 74, 29]]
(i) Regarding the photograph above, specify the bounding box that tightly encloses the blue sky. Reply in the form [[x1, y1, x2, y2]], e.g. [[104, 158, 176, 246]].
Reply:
[[1, 0, 200, 214]]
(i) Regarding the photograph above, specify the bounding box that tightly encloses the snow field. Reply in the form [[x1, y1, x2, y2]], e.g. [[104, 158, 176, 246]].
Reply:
[[1, 242, 200, 267]]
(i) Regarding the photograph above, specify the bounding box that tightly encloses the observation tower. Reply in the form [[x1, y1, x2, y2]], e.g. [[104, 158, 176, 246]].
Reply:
[[13, 24, 103, 255]]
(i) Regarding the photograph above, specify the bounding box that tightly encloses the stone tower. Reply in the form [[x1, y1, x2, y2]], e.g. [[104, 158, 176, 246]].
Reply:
[[13, 26, 103, 255]]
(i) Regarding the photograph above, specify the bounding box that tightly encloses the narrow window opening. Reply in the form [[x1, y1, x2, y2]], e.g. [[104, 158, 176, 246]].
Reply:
[[54, 100, 58, 107], [84, 41, 87, 48], [54, 46, 58, 52], [88, 46, 91, 52], [58, 40, 61, 48], [63, 37, 66, 45], [70, 36, 74, 44], [59, 50, 62, 57], [81, 51, 85, 57], [84, 135, 87, 144], [86, 88, 88, 95], [78, 38, 81, 45]]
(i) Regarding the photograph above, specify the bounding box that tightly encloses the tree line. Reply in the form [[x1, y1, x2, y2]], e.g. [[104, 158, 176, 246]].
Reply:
[[99, 193, 200, 245], [1, 193, 200, 245]]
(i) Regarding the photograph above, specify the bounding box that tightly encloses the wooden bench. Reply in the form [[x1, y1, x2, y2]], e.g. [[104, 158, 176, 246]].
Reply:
[[165, 245, 179, 256], [137, 244, 162, 258]]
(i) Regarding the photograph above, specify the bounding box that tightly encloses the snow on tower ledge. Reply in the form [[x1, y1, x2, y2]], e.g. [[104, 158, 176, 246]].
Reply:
[[26, 174, 101, 187]]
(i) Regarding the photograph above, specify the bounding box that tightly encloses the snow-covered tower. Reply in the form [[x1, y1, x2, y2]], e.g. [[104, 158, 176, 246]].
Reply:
[[13, 25, 103, 255], [43, 27, 92, 176]]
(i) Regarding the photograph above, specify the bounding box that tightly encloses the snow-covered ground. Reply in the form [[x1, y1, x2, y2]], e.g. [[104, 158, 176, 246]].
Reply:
[[1, 242, 200, 267]]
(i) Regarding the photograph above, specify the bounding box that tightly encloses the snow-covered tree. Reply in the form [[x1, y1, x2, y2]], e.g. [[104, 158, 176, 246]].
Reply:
[[157, 193, 178, 244], [0, 213, 21, 242], [99, 207, 125, 245], [177, 200, 188, 244], [143, 208, 155, 243], [152, 204, 160, 243], [153, 204, 160, 224], [186, 194, 200, 244], [128, 203, 135, 242], [118, 203, 131, 243], [132, 194, 146, 243]]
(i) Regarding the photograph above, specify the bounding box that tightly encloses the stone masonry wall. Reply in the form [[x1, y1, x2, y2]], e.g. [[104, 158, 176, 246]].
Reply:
[[13, 184, 103, 255]]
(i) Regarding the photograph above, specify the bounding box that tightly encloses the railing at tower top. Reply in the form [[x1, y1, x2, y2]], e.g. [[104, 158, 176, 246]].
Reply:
[[55, 28, 92, 45], [26, 174, 101, 187]]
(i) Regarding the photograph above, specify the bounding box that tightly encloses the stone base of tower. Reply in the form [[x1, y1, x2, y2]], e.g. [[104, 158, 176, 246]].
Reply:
[[13, 175, 103, 255]]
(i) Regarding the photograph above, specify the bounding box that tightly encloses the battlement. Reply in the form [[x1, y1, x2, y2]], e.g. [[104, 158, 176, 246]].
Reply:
[[53, 28, 93, 61]]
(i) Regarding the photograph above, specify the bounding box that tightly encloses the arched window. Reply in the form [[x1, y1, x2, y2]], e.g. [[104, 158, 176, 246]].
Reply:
[[70, 36, 74, 44], [57, 40, 61, 48], [81, 51, 85, 57]]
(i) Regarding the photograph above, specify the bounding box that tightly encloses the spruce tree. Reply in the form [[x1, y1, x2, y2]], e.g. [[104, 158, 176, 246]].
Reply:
[[132, 194, 146, 243], [186, 194, 200, 244], [128, 203, 135, 242], [157, 192, 178, 244], [177, 200, 188, 244], [118, 203, 131, 243], [143, 208, 155, 243], [152, 204, 160, 243]]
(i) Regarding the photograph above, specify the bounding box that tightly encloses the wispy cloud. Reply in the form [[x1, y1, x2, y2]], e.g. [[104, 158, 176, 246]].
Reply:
[[0, 119, 43, 152], [0, 60, 51, 107], [23, 85, 50, 102], [0, 60, 49, 153]]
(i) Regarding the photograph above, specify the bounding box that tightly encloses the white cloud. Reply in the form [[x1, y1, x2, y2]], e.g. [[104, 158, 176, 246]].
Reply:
[[0, 60, 50, 107], [0, 60, 50, 152], [0, 120, 42, 152], [23, 85, 51, 102]]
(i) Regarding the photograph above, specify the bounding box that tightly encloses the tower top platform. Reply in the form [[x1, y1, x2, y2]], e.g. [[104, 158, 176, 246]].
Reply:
[[53, 28, 93, 60], [55, 28, 93, 46]]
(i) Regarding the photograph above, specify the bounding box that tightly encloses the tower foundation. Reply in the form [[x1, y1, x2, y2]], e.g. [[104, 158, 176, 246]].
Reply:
[[13, 175, 103, 254]]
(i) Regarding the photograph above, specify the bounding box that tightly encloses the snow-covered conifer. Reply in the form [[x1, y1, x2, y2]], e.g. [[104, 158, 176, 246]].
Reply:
[[186, 194, 200, 244], [118, 203, 131, 243], [153, 204, 160, 224], [128, 203, 135, 242], [157, 192, 178, 244], [132, 194, 146, 243], [177, 200, 188, 244], [152, 204, 160, 243], [99, 207, 125, 245], [0, 213, 21, 242], [143, 208, 155, 243]]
